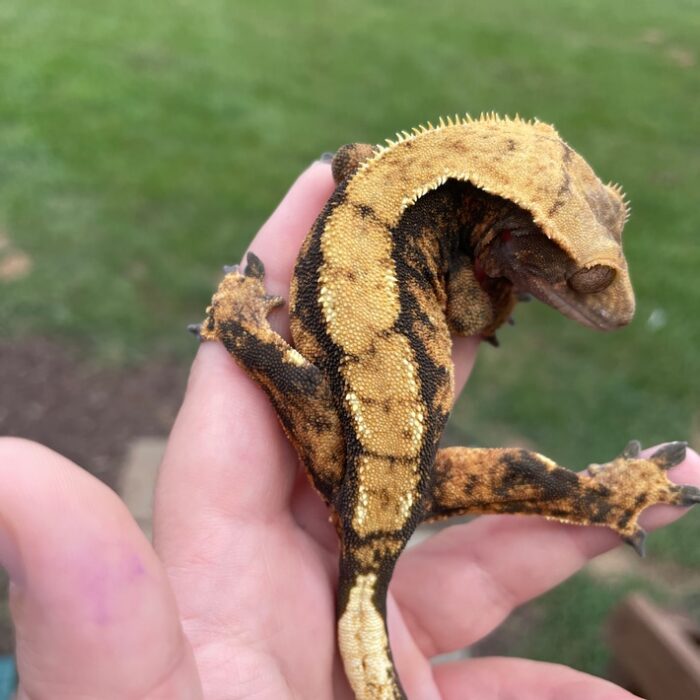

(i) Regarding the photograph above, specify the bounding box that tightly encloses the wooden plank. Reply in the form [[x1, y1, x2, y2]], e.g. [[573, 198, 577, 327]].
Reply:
[[608, 593, 700, 700]]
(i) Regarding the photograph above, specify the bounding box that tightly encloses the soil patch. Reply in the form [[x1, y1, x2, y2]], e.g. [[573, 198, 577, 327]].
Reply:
[[0, 337, 188, 488]]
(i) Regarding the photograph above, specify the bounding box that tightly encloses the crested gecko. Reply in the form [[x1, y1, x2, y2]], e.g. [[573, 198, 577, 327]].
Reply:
[[196, 114, 699, 699]]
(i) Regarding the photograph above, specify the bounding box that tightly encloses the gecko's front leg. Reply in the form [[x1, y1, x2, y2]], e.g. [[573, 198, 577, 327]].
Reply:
[[425, 441, 699, 554], [198, 253, 344, 502]]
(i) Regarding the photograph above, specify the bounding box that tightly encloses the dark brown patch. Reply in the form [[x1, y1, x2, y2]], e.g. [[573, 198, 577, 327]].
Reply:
[[355, 202, 376, 218], [547, 166, 571, 218], [496, 449, 578, 502]]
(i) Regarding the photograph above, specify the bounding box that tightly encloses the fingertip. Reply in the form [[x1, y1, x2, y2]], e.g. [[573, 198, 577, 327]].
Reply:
[[453, 336, 480, 396], [0, 435, 76, 474], [186, 340, 240, 395], [0, 439, 67, 581], [175, 339, 278, 454], [180, 340, 276, 438], [0, 437, 151, 587], [246, 161, 335, 293]]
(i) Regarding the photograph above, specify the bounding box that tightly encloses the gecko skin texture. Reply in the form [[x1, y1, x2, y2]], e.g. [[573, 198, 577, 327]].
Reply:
[[200, 114, 700, 699]]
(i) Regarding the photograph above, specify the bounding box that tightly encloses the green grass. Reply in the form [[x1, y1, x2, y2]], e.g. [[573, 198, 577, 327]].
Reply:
[[1, 0, 698, 671], [504, 571, 663, 677]]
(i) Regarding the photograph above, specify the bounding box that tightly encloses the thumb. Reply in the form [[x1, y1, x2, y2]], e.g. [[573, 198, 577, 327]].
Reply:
[[0, 438, 202, 699]]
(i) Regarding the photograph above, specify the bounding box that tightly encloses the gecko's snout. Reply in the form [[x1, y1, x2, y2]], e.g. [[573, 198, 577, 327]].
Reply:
[[539, 278, 635, 331], [508, 262, 635, 331]]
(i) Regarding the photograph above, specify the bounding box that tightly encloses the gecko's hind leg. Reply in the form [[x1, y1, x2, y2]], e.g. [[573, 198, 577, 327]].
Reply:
[[199, 253, 344, 501], [425, 441, 697, 555]]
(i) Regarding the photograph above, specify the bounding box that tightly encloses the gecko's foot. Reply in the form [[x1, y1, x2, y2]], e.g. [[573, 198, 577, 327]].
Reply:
[[586, 440, 693, 556], [200, 252, 283, 342]]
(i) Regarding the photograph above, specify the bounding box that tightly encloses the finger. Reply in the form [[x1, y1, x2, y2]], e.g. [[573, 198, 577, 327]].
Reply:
[[453, 336, 480, 395], [156, 163, 338, 537], [435, 656, 641, 700], [385, 594, 441, 700], [154, 340, 301, 556], [0, 438, 201, 700], [153, 345, 338, 699], [392, 447, 700, 657], [242, 160, 337, 338], [246, 160, 336, 285]]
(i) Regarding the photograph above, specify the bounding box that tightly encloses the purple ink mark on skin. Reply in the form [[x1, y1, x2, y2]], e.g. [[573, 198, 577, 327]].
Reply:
[[82, 564, 113, 626], [126, 553, 146, 579], [72, 540, 148, 627], [77, 545, 148, 626]]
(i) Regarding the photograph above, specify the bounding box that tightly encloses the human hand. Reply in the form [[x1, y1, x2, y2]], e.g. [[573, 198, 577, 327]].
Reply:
[[1, 162, 698, 699]]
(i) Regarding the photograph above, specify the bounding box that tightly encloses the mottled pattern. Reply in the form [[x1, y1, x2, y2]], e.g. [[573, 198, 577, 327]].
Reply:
[[200, 256, 345, 501], [428, 443, 698, 553], [199, 116, 699, 700]]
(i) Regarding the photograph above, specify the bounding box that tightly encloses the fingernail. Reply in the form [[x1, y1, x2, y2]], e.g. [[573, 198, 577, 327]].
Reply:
[[318, 151, 335, 163]]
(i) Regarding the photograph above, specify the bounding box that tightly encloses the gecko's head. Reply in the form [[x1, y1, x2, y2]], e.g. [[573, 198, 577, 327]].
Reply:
[[476, 199, 635, 331], [433, 115, 637, 331]]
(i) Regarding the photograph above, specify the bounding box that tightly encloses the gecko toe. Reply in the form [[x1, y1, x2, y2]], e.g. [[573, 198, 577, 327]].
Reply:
[[187, 323, 201, 337], [679, 485, 700, 507], [244, 252, 266, 279], [620, 439, 642, 459], [223, 264, 240, 274], [623, 528, 647, 557], [264, 294, 284, 309], [651, 441, 687, 470]]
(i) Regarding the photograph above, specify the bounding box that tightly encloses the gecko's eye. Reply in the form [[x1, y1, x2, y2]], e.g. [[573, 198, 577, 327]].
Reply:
[[567, 264, 616, 294]]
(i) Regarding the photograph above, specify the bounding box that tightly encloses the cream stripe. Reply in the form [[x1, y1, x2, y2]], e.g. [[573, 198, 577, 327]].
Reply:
[[338, 573, 400, 700]]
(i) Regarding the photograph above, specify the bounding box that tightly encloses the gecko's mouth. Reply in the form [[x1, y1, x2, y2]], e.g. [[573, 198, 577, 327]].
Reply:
[[511, 271, 629, 331], [478, 224, 633, 332], [533, 285, 618, 330]]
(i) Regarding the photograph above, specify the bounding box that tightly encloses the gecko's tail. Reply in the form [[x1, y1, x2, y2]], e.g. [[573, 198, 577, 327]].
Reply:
[[337, 546, 406, 700]]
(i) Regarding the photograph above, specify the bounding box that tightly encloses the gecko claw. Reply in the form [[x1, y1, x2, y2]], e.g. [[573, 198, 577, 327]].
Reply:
[[679, 486, 700, 506], [483, 334, 500, 347], [623, 528, 647, 557], [651, 441, 687, 470], [244, 252, 265, 279], [620, 440, 642, 459], [187, 323, 201, 337]]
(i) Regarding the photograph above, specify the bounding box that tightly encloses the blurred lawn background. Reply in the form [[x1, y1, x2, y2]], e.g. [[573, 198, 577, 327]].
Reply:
[[0, 0, 698, 679]]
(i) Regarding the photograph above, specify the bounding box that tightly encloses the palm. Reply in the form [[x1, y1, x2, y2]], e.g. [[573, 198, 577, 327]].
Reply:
[[153, 337, 407, 699], [0, 162, 697, 699]]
